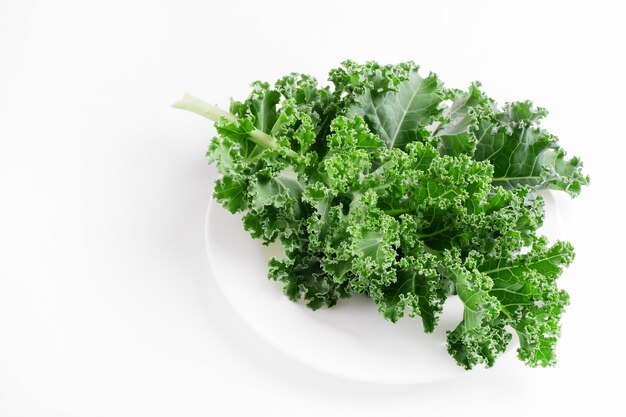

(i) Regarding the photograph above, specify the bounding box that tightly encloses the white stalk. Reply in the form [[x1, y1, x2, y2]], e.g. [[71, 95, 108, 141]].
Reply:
[[172, 93, 296, 156]]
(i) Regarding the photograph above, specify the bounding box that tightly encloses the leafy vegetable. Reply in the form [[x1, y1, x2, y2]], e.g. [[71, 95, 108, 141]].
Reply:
[[173, 61, 589, 370]]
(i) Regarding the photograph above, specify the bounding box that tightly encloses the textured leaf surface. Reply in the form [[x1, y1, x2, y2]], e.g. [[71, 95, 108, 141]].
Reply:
[[348, 70, 443, 149], [475, 101, 589, 196]]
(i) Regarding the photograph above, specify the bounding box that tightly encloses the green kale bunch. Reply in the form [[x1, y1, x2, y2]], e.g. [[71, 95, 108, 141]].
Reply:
[[174, 61, 589, 369]]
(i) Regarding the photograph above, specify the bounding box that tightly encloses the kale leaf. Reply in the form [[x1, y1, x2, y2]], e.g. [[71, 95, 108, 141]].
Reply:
[[174, 60, 589, 369]]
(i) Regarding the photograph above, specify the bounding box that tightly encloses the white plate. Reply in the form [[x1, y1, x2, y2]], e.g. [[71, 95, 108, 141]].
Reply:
[[205, 190, 562, 384]]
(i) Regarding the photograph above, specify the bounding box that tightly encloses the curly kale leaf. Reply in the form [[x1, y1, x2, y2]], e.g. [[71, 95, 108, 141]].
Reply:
[[480, 237, 574, 367], [347, 68, 444, 150], [432, 83, 490, 156], [174, 60, 589, 370], [474, 100, 589, 196], [446, 262, 512, 370]]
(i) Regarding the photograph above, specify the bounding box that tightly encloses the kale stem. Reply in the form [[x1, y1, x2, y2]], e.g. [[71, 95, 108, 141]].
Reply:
[[384, 208, 412, 216], [172, 93, 297, 157], [415, 224, 453, 238]]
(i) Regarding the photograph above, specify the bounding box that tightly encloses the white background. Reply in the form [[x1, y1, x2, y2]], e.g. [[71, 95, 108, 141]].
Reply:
[[1, 0, 624, 415]]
